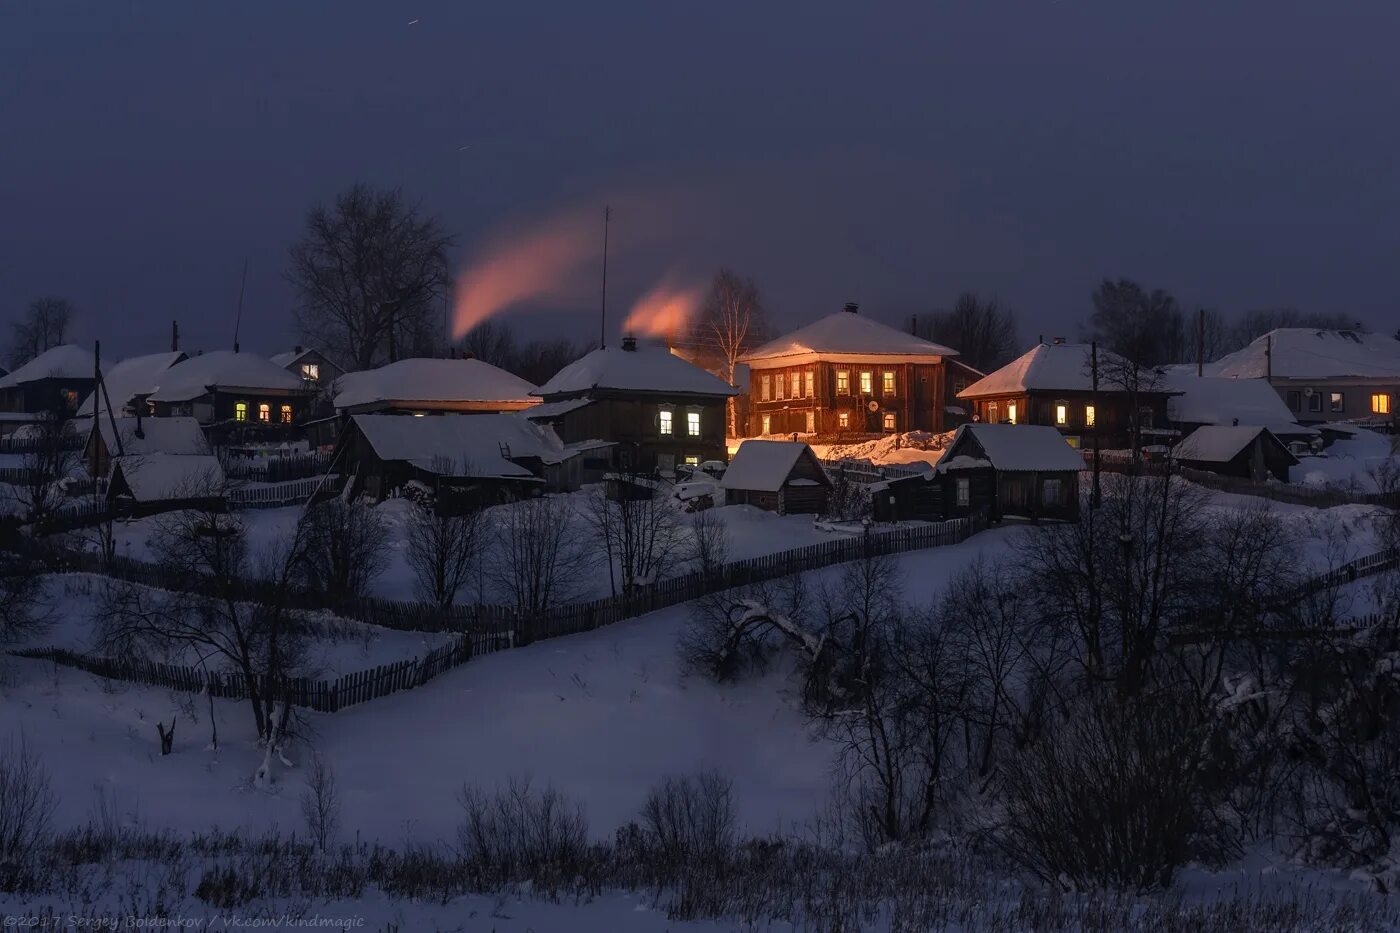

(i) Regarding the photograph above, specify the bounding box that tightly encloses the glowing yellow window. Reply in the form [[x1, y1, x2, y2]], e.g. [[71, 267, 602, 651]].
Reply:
[[882, 371, 895, 395], [658, 410, 673, 435], [280, 404, 293, 424], [859, 372, 873, 395], [790, 372, 801, 397], [761, 415, 771, 434], [836, 371, 850, 395], [234, 402, 248, 422], [686, 411, 701, 436], [1085, 405, 1096, 427], [1055, 402, 1068, 425], [882, 412, 896, 431], [838, 412, 850, 429], [1007, 403, 1018, 425], [1373, 394, 1391, 415], [804, 371, 814, 398], [257, 403, 271, 422], [760, 375, 771, 401]]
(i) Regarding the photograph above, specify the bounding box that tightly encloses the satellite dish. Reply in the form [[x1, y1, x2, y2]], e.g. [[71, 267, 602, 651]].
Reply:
[[1302, 387, 1315, 397], [867, 400, 880, 412]]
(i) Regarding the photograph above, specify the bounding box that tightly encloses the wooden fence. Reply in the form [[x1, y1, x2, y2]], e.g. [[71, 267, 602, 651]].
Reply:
[[221, 452, 331, 483], [1088, 455, 1400, 510], [0, 434, 84, 455], [228, 475, 343, 509], [819, 458, 929, 485], [10, 629, 509, 714]]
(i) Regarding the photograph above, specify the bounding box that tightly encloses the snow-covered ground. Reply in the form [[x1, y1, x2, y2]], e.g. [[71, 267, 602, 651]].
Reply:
[[810, 430, 955, 469], [1292, 427, 1395, 491]]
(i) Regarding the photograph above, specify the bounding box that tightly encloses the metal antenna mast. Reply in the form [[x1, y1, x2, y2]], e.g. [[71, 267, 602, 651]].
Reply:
[[233, 258, 249, 353], [599, 206, 611, 349]]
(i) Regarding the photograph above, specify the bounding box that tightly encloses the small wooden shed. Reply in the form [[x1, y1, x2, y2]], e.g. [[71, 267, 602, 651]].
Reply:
[[720, 440, 832, 515], [1171, 425, 1297, 482]]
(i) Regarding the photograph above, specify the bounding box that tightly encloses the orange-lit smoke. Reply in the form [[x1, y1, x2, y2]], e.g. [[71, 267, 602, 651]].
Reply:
[[621, 280, 703, 341], [452, 210, 600, 339]]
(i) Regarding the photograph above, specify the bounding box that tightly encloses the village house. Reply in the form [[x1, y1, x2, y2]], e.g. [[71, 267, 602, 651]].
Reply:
[[1170, 425, 1297, 482], [957, 340, 1177, 449], [1164, 373, 1319, 449], [720, 439, 831, 515], [527, 336, 736, 475], [83, 415, 209, 478], [77, 350, 186, 419], [106, 453, 227, 512], [1208, 328, 1400, 426], [0, 344, 97, 431], [740, 303, 981, 438], [331, 357, 538, 416], [270, 346, 344, 391], [336, 412, 583, 512], [145, 350, 312, 443], [872, 423, 1084, 523]]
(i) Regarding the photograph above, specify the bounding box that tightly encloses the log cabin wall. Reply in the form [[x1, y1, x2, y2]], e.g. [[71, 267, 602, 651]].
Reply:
[[746, 360, 951, 436]]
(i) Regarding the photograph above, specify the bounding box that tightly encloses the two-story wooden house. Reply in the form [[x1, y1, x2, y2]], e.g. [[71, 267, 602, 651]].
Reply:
[[526, 337, 737, 475], [956, 340, 1177, 449], [739, 303, 981, 438]]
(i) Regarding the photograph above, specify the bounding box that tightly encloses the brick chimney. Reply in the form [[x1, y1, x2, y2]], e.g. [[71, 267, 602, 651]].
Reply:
[[621, 335, 638, 352]]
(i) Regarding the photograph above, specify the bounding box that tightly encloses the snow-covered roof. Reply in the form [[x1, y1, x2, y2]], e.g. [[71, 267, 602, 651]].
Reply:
[[146, 351, 306, 402], [111, 454, 225, 501], [269, 348, 330, 369], [535, 344, 738, 398], [333, 358, 538, 411], [87, 416, 209, 457], [0, 344, 96, 388], [1165, 374, 1317, 436], [741, 310, 958, 366], [523, 398, 594, 421], [77, 351, 185, 417], [940, 424, 1086, 473], [1211, 329, 1400, 381], [1172, 425, 1297, 466], [351, 414, 569, 479], [960, 343, 1120, 397], [720, 440, 825, 492]]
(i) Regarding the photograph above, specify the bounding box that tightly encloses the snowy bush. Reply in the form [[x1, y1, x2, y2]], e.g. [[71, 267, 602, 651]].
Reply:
[[0, 734, 56, 889], [455, 776, 590, 890]]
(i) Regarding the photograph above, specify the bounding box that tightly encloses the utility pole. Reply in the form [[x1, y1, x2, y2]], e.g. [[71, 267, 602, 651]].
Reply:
[[599, 206, 611, 349], [1091, 340, 1101, 508], [233, 258, 248, 353], [1197, 307, 1205, 377]]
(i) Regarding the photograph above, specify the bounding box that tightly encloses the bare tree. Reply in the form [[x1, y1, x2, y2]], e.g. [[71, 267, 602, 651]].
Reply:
[[297, 497, 390, 599], [1230, 308, 1362, 351], [1085, 278, 1186, 367], [489, 496, 590, 612], [582, 480, 685, 596], [695, 269, 767, 436], [9, 297, 73, 368], [287, 183, 453, 369], [15, 410, 78, 525], [913, 293, 1018, 373], [686, 507, 730, 576], [460, 319, 518, 368], [300, 754, 341, 853], [0, 734, 56, 878], [405, 497, 485, 609]]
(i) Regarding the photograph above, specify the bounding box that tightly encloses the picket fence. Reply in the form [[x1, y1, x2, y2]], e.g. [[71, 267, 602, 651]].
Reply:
[[228, 475, 343, 509], [11, 629, 510, 714], [221, 452, 331, 483]]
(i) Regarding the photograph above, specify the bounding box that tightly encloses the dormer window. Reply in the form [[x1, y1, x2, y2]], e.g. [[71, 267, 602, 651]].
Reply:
[[301, 362, 320, 382]]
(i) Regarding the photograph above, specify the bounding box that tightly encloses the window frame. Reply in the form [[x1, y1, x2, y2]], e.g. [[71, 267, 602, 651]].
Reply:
[[1330, 391, 1345, 413], [761, 414, 771, 434], [234, 401, 248, 422], [279, 404, 293, 424], [859, 371, 873, 395], [837, 412, 850, 429], [804, 370, 815, 398], [1007, 402, 1017, 425], [805, 411, 816, 433], [882, 412, 896, 432], [790, 372, 801, 399], [1307, 392, 1322, 413], [955, 477, 970, 507], [881, 371, 896, 396], [1373, 393, 1392, 415], [658, 409, 674, 435], [775, 374, 785, 400], [686, 411, 701, 437], [301, 362, 319, 381], [836, 370, 850, 395], [1054, 400, 1068, 426]]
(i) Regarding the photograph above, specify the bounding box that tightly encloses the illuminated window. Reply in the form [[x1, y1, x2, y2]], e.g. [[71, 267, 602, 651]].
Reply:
[[760, 374, 771, 401], [805, 411, 815, 433], [684, 455, 699, 466], [838, 412, 849, 429], [882, 371, 895, 395], [882, 412, 896, 431], [686, 411, 700, 437], [280, 404, 293, 424], [859, 372, 873, 395], [956, 478, 969, 507], [234, 401, 248, 422], [1374, 394, 1392, 415], [1330, 392, 1345, 413], [659, 409, 673, 435], [987, 402, 998, 423], [300, 362, 320, 381], [790, 372, 801, 398], [1007, 403, 1017, 425], [1065, 435, 1081, 449], [761, 414, 771, 434], [775, 374, 784, 400], [1085, 404, 1096, 427], [1055, 401, 1068, 426], [804, 371, 814, 398], [257, 403, 271, 422], [836, 371, 850, 395]]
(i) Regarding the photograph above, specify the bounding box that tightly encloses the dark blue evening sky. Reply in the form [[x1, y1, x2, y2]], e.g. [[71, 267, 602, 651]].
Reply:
[[3, 1, 1397, 358]]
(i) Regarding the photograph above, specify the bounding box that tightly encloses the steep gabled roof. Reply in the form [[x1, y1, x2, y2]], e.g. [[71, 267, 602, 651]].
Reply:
[[147, 351, 305, 402], [939, 424, 1086, 472], [87, 416, 209, 457], [110, 454, 225, 502], [349, 413, 568, 479], [535, 344, 737, 398], [720, 440, 829, 492], [1172, 425, 1298, 466], [1210, 329, 1400, 381], [741, 311, 958, 366], [958, 342, 1133, 397], [78, 351, 186, 416], [333, 358, 538, 411], [0, 344, 96, 388]]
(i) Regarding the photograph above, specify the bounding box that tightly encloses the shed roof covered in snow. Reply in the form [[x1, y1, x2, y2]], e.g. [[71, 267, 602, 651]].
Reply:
[[535, 343, 737, 399], [147, 351, 306, 402], [1165, 374, 1316, 436], [939, 424, 1086, 473], [0, 345, 96, 388], [957, 342, 1173, 398], [1172, 425, 1298, 466], [350, 413, 569, 478], [333, 358, 539, 412], [1210, 329, 1400, 382], [720, 440, 829, 492], [77, 351, 186, 416], [109, 454, 225, 502], [741, 309, 959, 367], [85, 415, 209, 458]]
